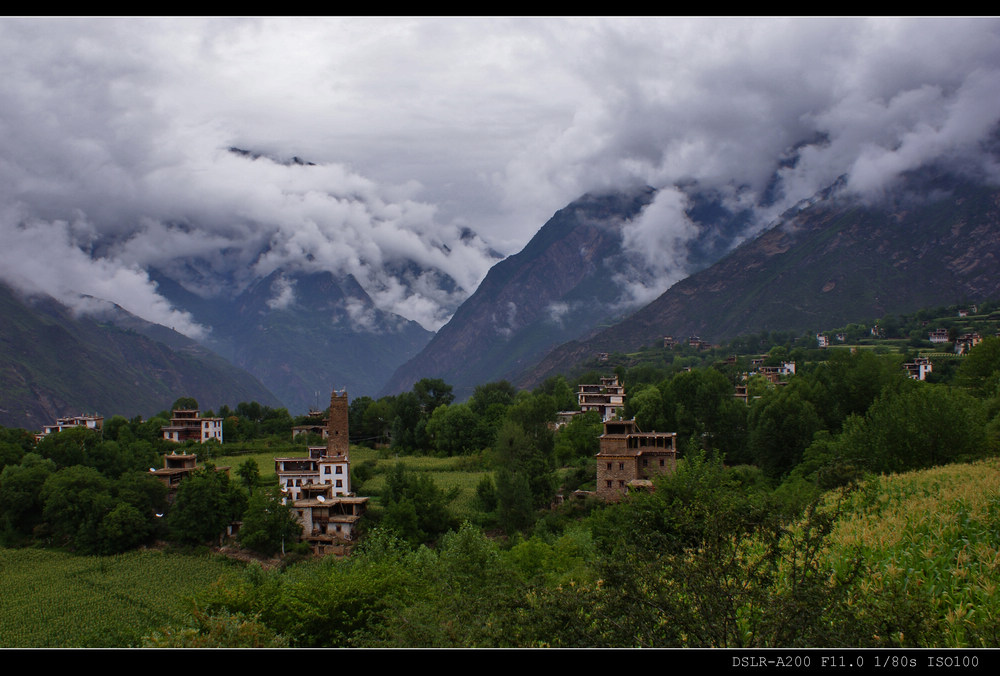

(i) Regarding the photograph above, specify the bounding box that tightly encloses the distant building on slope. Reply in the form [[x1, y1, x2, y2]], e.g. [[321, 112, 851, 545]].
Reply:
[[162, 409, 223, 444], [35, 414, 104, 441], [955, 333, 982, 355], [929, 328, 950, 343], [903, 357, 933, 381], [577, 375, 626, 422]]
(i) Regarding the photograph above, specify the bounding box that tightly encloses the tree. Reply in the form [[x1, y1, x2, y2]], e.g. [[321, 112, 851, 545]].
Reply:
[[35, 427, 103, 470], [494, 420, 556, 513], [0, 453, 56, 544], [172, 397, 199, 411], [533, 375, 576, 411], [239, 486, 302, 556], [41, 465, 114, 553], [425, 403, 488, 456], [237, 459, 260, 495], [553, 410, 602, 465], [114, 470, 168, 517], [469, 381, 517, 414], [100, 502, 153, 553], [389, 392, 424, 451], [495, 467, 533, 534], [958, 336, 1000, 397], [413, 378, 455, 413], [747, 386, 823, 479], [379, 463, 458, 545], [469, 380, 517, 444], [168, 464, 247, 545], [589, 450, 855, 647], [837, 384, 989, 474], [662, 367, 735, 453], [630, 386, 665, 432], [807, 350, 908, 430]]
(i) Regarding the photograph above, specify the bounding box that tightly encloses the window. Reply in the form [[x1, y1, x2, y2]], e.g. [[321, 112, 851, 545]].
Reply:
[[324, 466, 331, 474], [659, 459, 665, 467], [336, 480, 343, 487], [606, 480, 612, 488], [336, 466, 343, 474], [618, 480, 625, 487], [606, 462, 612, 470], [619, 462, 625, 470]]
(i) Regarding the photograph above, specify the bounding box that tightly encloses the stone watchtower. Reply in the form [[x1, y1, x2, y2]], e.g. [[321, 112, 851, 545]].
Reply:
[[326, 389, 349, 457]]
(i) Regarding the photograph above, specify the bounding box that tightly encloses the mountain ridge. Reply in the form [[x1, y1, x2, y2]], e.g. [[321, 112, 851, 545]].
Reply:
[[0, 282, 281, 429], [524, 171, 1000, 386], [380, 188, 658, 398]]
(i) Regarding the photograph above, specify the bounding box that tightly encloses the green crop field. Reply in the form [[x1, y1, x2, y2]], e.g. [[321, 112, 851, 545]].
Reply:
[[823, 458, 1000, 647], [0, 548, 234, 647]]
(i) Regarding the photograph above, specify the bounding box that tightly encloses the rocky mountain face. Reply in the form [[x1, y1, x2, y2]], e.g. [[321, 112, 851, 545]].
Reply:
[[381, 189, 658, 399], [381, 184, 773, 399], [527, 171, 1000, 386], [152, 269, 434, 412], [0, 283, 280, 430]]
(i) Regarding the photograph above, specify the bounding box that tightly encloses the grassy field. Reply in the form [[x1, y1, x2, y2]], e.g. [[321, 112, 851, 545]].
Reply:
[[0, 548, 235, 647]]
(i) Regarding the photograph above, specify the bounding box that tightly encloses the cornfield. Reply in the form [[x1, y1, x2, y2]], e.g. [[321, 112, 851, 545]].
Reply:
[[825, 458, 1000, 647], [0, 548, 232, 647]]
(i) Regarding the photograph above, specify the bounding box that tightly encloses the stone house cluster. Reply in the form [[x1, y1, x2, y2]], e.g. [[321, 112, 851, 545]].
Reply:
[[663, 335, 714, 350], [275, 390, 368, 554], [291, 409, 329, 440], [929, 328, 950, 343], [734, 358, 797, 404]]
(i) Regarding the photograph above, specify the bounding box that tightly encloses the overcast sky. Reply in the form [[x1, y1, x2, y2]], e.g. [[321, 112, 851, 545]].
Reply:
[[1, 17, 998, 334]]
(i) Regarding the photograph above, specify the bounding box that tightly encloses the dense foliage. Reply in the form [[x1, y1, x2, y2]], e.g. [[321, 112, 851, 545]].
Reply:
[[163, 457, 1000, 647]]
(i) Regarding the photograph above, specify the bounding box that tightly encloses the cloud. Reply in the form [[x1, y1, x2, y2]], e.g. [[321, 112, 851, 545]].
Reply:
[[0, 209, 207, 337], [0, 18, 998, 337], [614, 188, 700, 306], [265, 274, 296, 310]]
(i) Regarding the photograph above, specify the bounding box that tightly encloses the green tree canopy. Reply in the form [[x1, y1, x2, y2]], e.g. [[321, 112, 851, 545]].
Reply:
[[958, 336, 1000, 397], [168, 464, 247, 545], [379, 463, 458, 546], [238, 486, 301, 556], [171, 397, 199, 411]]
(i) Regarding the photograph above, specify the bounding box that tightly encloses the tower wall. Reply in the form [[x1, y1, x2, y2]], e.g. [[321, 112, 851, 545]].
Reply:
[[327, 390, 349, 456]]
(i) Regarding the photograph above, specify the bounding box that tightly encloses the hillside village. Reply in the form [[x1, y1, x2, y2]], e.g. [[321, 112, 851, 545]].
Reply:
[[3, 301, 1000, 648], [10, 303, 999, 556]]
